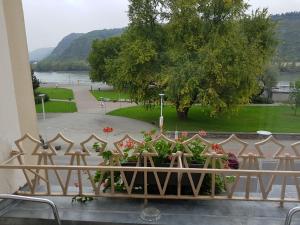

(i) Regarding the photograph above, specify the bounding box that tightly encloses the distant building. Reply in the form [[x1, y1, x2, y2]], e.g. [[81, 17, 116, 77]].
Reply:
[[272, 81, 294, 102]]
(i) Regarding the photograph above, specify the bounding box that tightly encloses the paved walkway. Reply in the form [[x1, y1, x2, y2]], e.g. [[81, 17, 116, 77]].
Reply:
[[71, 85, 102, 113], [38, 113, 156, 148], [62, 84, 134, 114], [38, 84, 156, 144]]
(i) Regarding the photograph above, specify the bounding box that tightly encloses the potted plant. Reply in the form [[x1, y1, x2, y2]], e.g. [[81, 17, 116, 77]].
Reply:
[[93, 130, 239, 196], [92, 142, 101, 152]]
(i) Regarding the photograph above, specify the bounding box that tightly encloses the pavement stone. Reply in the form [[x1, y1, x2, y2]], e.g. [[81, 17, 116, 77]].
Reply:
[[1, 196, 300, 225]]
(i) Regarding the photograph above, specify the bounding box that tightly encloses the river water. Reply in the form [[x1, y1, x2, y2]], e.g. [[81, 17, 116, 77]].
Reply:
[[35, 71, 300, 92], [35, 71, 93, 85]]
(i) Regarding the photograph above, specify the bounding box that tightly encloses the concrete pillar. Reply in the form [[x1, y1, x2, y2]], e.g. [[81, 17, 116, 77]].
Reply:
[[0, 0, 38, 193]]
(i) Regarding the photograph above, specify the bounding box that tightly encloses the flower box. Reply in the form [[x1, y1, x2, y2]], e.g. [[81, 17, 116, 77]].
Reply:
[[121, 161, 216, 195]]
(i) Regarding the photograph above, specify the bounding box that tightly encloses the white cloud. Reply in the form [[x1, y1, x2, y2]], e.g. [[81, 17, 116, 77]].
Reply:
[[22, 0, 129, 51], [247, 0, 300, 14]]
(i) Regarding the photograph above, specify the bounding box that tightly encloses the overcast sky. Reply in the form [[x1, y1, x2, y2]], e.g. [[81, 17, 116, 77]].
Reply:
[[22, 0, 300, 51]]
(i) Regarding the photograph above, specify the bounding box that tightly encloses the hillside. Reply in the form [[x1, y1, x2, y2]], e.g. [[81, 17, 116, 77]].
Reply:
[[35, 12, 300, 72], [29, 47, 54, 62], [36, 28, 124, 71], [47, 33, 83, 60], [273, 12, 300, 61]]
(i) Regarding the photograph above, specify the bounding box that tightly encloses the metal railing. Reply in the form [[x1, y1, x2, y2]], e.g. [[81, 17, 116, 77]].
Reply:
[[0, 194, 61, 225], [284, 206, 300, 225]]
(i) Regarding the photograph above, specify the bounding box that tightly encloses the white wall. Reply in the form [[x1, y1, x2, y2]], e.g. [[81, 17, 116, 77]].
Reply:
[[0, 0, 38, 193]]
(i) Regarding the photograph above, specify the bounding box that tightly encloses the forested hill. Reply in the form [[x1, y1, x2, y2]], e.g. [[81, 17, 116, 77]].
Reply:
[[273, 12, 300, 61], [35, 12, 300, 72], [35, 28, 124, 71], [29, 47, 54, 62], [47, 33, 83, 60]]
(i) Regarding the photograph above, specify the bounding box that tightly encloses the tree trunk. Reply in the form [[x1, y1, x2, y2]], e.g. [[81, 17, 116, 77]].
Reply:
[[176, 107, 189, 120]]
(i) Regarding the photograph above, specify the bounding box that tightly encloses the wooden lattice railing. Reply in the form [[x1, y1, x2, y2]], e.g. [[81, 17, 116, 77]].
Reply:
[[1, 133, 300, 206]]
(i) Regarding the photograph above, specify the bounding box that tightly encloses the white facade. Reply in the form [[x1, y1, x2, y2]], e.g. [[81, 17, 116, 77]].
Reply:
[[0, 0, 38, 193]]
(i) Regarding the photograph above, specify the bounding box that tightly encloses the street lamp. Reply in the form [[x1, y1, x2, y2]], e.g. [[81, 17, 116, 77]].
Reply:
[[39, 94, 46, 121], [159, 93, 165, 133]]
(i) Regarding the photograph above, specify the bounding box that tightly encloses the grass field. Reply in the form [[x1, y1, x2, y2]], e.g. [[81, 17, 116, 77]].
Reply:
[[37, 87, 74, 100], [108, 105, 300, 133], [36, 101, 77, 113], [90, 90, 130, 101]]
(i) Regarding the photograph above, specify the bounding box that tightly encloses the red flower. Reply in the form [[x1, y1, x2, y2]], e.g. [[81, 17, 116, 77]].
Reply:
[[103, 127, 113, 133], [125, 140, 134, 148], [212, 144, 224, 154], [198, 130, 207, 137]]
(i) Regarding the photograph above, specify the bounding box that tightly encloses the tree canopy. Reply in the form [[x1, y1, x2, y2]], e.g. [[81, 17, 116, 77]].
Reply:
[[89, 0, 277, 119]]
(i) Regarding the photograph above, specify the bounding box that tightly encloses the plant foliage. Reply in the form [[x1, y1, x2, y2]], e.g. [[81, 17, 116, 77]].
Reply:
[[89, 0, 277, 119]]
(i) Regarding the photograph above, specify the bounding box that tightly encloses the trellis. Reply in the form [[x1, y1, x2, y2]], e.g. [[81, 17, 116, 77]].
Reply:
[[1, 132, 300, 207]]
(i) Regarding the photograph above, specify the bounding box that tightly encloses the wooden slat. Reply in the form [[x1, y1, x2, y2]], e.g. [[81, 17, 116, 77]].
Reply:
[[81, 155, 97, 194], [32, 155, 43, 194], [280, 158, 288, 207], [76, 154, 83, 195], [289, 158, 300, 200], [43, 154, 51, 195], [63, 155, 75, 195], [47, 155, 64, 192], [211, 156, 216, 197]]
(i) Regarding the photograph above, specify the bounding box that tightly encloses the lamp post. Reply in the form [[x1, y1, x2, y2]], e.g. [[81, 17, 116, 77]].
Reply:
[[39, 94, 46, 121], [159, 93, 165, 133]]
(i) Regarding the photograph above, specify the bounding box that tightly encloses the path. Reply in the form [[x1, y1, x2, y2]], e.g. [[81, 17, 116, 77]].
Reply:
[[38, 84, 156, 143], [64, 84, 134, 114]]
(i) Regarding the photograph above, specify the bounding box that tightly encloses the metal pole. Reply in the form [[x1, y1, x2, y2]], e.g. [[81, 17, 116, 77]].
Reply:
[[159, 94, 164, 133], [160, 96, 163, 117], [42, 96, 45, 121], [39, 94, 46, 121]]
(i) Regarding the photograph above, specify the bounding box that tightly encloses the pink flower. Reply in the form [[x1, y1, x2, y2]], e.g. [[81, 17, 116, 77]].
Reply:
[[125, 140, 134, 148], [198, 130, 207, 137]]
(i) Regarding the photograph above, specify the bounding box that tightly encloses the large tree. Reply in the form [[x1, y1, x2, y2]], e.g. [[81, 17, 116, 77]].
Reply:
[[89, 36, 122, 82], [89, 0, 277, 119]]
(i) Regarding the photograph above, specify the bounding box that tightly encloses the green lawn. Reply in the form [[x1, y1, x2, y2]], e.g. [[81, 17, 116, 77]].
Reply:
[[37, 87, 74, 100], [90, 90, 130, 101], [36, 101, 77, 113], [108, 105, 300, 133]]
